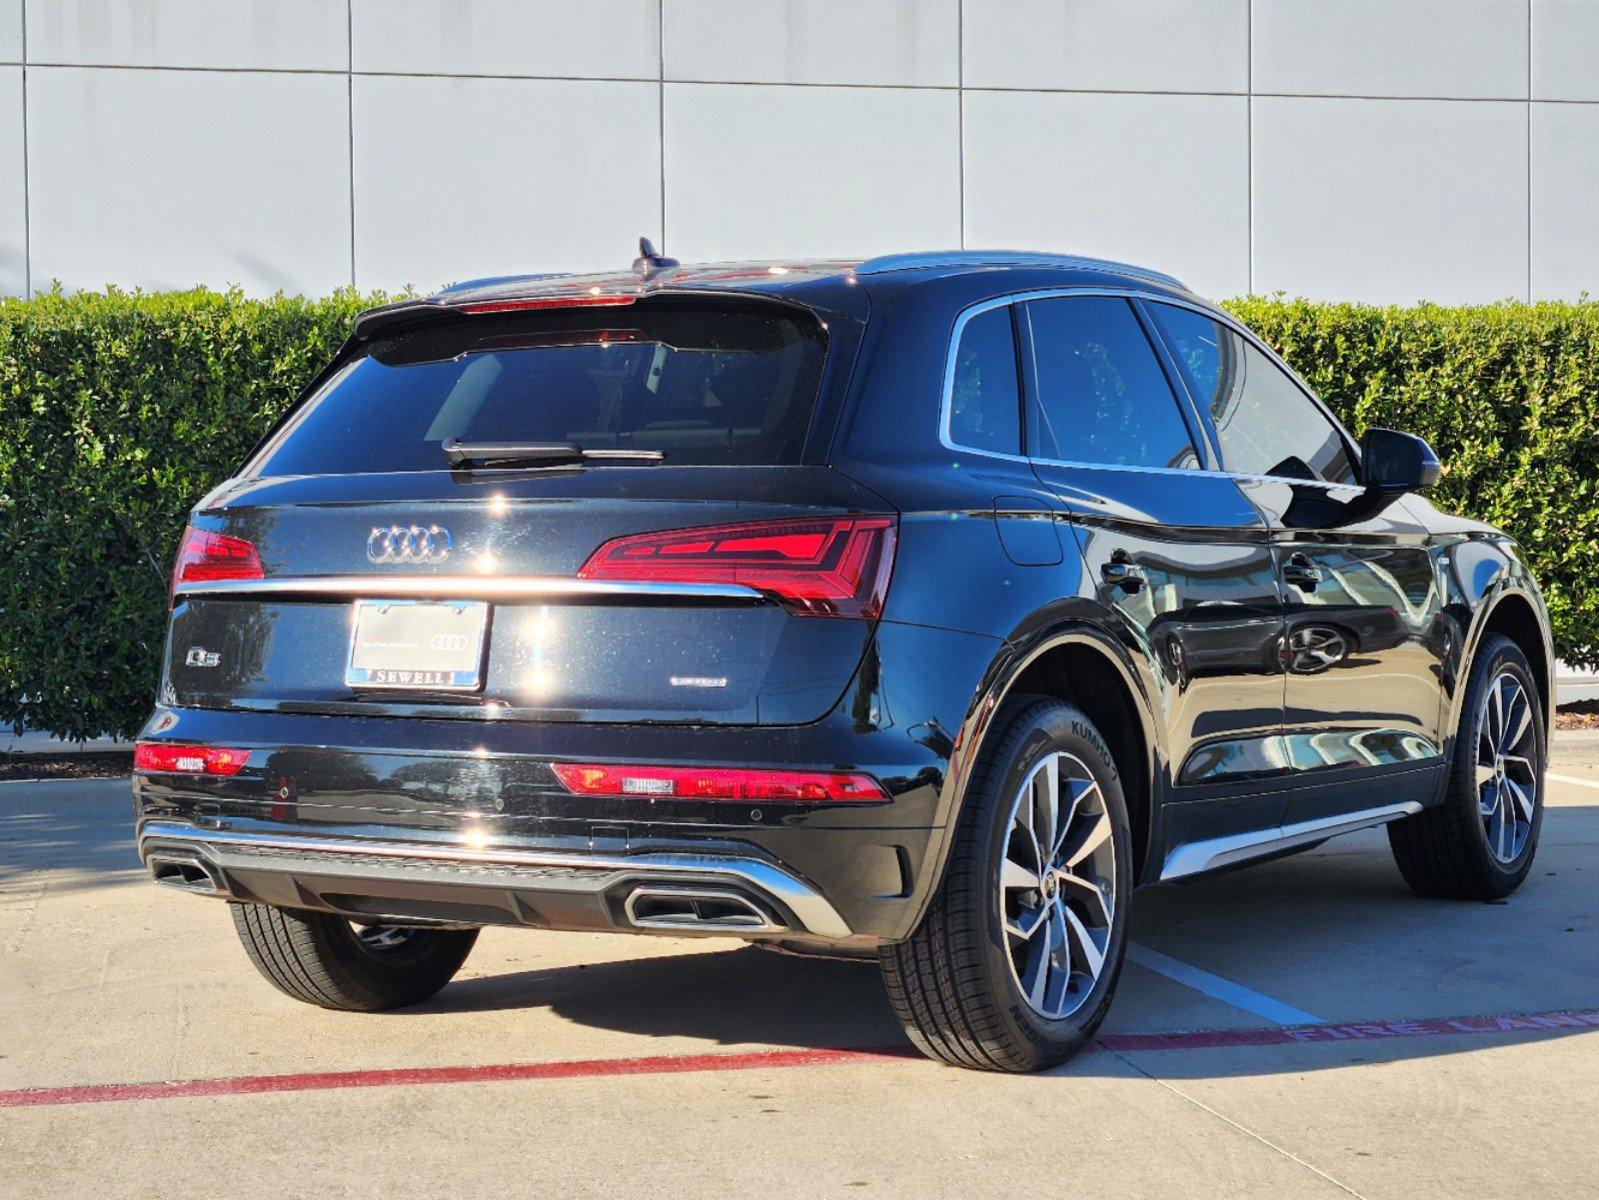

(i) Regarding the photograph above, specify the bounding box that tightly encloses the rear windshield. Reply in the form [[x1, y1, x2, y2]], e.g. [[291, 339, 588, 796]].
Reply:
[[250, 299, 829, 475]]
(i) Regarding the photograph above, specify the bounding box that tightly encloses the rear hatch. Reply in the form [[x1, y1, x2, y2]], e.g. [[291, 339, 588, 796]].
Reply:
[[164, 293, 891, 726]]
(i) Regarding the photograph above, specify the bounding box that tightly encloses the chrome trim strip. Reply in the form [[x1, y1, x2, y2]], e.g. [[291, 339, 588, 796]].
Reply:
[[173, 575, 768, 603], [1159, 801, 1425, 882], [137, 820, 850, 938]]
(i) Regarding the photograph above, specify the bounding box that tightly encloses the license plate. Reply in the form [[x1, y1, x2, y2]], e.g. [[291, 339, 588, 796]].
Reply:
[[346, 600, 489, 691]]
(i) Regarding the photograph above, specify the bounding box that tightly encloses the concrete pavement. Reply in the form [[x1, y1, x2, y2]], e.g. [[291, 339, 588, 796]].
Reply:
[[1, 747, 1594, 1199]]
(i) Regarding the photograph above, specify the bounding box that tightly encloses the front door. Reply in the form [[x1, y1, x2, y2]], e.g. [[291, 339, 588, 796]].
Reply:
[[1141, 300, 1449, 825]]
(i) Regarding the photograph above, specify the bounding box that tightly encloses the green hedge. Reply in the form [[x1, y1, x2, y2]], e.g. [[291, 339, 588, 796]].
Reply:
[[1, 289, 1596, 740], [0, 289, 381, 740]]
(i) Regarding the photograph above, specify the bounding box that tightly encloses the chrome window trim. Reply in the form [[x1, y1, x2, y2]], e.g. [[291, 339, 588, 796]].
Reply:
[[937, 285, 1364, 492]]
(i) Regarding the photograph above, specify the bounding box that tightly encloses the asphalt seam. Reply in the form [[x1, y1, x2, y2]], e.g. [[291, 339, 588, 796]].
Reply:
[[1102, 1046, 1371, 1200]]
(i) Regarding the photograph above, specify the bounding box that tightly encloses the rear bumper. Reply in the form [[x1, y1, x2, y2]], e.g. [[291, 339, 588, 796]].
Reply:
[[137, 817, 855, 941], [133, 619, 1003, 943]]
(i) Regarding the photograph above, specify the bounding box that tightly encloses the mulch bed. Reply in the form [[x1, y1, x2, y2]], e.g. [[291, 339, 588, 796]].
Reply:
[[0, 752, 135, 782], [1556, 700, 1599, 731]]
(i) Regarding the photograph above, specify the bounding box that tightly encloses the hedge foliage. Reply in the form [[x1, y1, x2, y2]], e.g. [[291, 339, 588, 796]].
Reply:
[[0, 289, 380, 740], [1, 289, 1596, 739]]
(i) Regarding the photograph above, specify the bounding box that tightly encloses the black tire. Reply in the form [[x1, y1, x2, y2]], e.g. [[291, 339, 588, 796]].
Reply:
[[880, 696, 1133, 1072], [1388, 633, 1545, 900], [230, 903, 478, 1011]]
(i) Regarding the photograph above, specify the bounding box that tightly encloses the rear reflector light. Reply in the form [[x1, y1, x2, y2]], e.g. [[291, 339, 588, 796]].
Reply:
[[550, 763, 888, 804], [578, 516, 896, 618], [134, 742, 250, 776], [173, 525, 263, 586], [456, 295, 637, 314]]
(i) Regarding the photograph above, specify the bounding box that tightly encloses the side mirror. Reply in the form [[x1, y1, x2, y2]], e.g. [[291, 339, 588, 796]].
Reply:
[[1361, 428, 1441, 493]]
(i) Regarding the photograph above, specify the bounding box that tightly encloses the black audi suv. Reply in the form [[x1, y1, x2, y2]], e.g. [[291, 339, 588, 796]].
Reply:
[[134, 247, 1552, 1072]]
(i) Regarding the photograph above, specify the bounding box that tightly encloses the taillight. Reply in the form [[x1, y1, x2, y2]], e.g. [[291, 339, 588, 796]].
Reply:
[[578, 516, 896, 618], [134, 742, 250, 776], [550, 763, 888, 804], [172, 525, 263, 586]]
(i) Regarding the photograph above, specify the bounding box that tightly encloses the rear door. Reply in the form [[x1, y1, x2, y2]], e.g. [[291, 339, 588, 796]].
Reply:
[[1142, 300, 1448, 824], [166, 296, 892, 727], [1017, 294, 1289, 839]]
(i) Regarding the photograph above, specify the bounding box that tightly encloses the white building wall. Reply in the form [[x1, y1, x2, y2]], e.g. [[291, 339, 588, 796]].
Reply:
[[2, 0, 1597, 303]]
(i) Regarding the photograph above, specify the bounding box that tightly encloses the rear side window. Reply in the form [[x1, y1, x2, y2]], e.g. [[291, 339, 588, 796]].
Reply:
[[1148, 302, 1356, 485], [947, 305, 1022, 454], [1024, 295, 1200, 470], [251, 300, 828, 475]]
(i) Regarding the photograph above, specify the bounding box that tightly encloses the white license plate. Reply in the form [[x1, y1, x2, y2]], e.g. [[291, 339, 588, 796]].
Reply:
[[346, 600, 489, 691]]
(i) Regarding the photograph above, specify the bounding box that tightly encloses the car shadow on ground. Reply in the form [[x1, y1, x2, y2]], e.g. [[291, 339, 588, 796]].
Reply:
[[421, 804, 1598, 1077]]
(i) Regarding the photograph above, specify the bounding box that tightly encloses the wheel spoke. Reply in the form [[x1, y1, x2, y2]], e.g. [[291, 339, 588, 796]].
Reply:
[[1057, 871, 1112, 928], [1060, 808, 1112, 869], [1501, 753, 1536, 780], [1047, 902, 1070, 969], [1020, 915, 1053, 1008], [1006, 900, 1048, 942], [1490, 677, 1506, 746], [1503, 686, 1532, 752], [1033, 757, 1059, 857], [1061, 905, 1106, 980], [1505, 778, 1536, 823], [1474, 761, 1497, 789], [1001, 856, 1042, 894], [1051, 778, 1098, 860], [1479, 780, 1498, 817]]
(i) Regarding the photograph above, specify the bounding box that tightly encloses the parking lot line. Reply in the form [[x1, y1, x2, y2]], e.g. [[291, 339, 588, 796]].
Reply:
[[1126, 942, 1329, 1025], [1547, 772, 1599, 791], [4, 1007, 1593, 1111]]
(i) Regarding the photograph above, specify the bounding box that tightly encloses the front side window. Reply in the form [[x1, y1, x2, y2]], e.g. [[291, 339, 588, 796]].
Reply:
[[1148, 303, 1356, 485], [1024, 295, 1199, 470], [947, 304, 1022, 454]]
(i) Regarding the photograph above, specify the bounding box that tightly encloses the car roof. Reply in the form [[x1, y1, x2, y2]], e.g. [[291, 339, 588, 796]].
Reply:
[[352, 251, 1198, 339]]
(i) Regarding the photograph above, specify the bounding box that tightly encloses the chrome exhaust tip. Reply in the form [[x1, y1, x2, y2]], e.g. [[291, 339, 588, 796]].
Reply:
[[146, 853, 225, 896], [623, 885, 786, 935]]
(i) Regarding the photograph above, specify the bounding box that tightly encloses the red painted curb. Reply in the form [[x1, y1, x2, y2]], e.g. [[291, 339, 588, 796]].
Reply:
[[0, 1046, 917, 1110], [2, 1008, 1594, 1110]]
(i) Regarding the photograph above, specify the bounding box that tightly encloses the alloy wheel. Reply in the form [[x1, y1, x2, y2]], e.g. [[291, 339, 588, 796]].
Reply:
[[999, 752, 1117, 1019], [1476, 671, 1539, 863], [352, 922, 419, 955]]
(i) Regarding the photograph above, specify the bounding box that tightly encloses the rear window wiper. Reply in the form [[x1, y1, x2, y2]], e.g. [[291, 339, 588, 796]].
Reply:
[[442, 439, 665, 469]]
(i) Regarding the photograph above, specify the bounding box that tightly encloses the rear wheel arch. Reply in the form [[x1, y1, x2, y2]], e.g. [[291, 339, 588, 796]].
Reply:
[[940, 626, 1162, 892]]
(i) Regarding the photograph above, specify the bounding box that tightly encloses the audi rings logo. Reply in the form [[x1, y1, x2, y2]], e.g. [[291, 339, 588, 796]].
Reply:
[[366, 524, 453, 564]]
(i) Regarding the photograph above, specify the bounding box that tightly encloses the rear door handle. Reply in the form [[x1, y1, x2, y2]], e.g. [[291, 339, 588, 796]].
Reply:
[[1101, 560, 1147, 593], [1282, 555, 1323, 591]]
